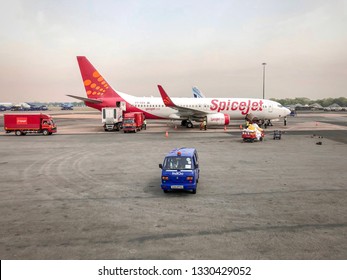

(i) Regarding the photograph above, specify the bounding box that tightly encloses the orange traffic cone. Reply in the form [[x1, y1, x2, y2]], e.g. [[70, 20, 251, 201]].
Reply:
[[165, 131, 168, 137], [239, 124, 243, 130]]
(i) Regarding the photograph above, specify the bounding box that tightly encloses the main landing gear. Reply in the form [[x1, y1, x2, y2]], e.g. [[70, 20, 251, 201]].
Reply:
[[181, 120, 193, 128]]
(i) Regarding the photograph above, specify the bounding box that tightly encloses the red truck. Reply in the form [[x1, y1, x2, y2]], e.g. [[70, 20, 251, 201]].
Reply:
[[4, 113, 57, 136], [123, 112, 145, 133]]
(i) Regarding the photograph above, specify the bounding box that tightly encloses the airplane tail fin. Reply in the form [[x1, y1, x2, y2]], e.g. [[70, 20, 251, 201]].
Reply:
[[77, 56, 120, 99]]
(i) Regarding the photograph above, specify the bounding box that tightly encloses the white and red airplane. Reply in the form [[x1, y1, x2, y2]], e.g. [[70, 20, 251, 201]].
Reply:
[[68, 56, 290, 128]]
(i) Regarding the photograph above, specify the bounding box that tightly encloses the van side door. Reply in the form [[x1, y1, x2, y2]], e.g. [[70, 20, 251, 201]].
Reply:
[[193, 153, 199, 180]]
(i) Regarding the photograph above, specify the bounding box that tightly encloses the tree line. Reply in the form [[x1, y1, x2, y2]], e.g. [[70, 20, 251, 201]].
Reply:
[[270, 97, 347, 107]]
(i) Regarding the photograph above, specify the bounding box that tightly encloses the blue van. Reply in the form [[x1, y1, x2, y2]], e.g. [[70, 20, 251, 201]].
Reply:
[[159, 148, 200, 194]]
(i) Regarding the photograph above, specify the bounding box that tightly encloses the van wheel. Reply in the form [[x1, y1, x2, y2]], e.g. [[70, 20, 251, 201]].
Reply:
[[43, 129, 49, 136], [163, 190, 168, 193], [15, 130, 22, 136], [192, 189, 196, 194]]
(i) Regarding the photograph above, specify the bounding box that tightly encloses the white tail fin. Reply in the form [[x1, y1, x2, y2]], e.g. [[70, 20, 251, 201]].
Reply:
[[192, 86, 205, 98]]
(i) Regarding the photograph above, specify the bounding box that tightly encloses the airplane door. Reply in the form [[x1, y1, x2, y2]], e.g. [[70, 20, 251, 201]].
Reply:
[[116, 101, 126, 111], [268, 103, 273, 113]]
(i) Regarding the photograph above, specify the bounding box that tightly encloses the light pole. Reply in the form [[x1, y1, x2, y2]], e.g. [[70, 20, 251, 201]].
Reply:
[[262, 62, 266, 99]]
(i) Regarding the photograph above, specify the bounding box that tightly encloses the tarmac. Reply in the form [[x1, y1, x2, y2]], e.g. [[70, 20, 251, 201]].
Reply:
[[0, 110, 346, 259]]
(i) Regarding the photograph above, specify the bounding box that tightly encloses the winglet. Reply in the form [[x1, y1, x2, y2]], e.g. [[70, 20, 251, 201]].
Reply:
[[157, 85, 176, 107]]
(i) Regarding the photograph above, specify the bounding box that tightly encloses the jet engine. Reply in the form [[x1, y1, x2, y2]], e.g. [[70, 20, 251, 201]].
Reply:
[[206, 113, 230, 125]]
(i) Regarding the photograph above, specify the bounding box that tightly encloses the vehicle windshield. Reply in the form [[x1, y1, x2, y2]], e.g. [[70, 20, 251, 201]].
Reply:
[[123, 119, 134, 124], [163, 156, 193, 170]]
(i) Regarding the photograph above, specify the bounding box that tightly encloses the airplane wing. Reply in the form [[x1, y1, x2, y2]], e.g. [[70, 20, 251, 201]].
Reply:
[[157, 85, 207, 118], [67, 95, 103, 104]]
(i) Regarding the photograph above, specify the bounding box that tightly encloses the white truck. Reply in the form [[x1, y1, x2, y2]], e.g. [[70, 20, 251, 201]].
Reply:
[[102, 107, 123, 131]]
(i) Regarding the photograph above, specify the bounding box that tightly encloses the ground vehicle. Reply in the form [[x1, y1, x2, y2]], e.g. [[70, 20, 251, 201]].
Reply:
[[242, 129, 264, 142], [273, 130, 282, 140], [159, 148, 200, 194], [123, 112, 144, 133], [4, 113, 57, 136], [102, 107, 123, 131], [26, 102, 48, 111], [60, 103, 74, 110]]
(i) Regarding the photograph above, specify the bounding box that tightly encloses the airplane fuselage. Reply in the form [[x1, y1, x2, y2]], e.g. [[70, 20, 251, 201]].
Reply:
[[87, 91, 290, 121]]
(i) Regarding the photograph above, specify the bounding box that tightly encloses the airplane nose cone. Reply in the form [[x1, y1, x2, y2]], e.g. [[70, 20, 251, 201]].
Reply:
[[284, 108, 291, 116]]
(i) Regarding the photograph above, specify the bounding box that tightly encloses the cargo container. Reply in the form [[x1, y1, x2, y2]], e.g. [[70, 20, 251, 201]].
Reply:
[[4, 113, 57, 136], [102, 107, 123, 131], [123, 112, 144, 133]]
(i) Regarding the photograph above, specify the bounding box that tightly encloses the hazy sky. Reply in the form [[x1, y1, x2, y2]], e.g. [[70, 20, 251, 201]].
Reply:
[[0, 0, 346, 103]]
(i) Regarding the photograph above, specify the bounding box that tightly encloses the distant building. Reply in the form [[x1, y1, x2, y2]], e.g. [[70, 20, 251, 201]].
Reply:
[[310, 103, 324, 110], [329, 103, 342, 111]]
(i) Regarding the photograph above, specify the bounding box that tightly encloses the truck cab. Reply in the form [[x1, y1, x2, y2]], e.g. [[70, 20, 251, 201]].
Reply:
[[123, 112, 144, 133], [159, 148, 200, 194], [41, 118, 56, 135]]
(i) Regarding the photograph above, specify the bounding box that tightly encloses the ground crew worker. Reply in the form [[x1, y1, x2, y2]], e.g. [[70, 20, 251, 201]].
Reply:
[[248, 121, 263, 141], [143, 119, 147, 130], [203, 119, 207, 130], [245, 119, 250, 128], [284, 116, 287, 126]]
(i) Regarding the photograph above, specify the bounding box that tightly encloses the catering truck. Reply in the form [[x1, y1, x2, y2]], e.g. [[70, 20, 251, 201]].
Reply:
[[123, 112, 145, 133], [4, 113, 57, 136], [102, 107, 123, 131]]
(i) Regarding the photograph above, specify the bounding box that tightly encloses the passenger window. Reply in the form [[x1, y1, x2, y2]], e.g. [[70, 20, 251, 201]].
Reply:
[[193, 154, 198, 167]]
